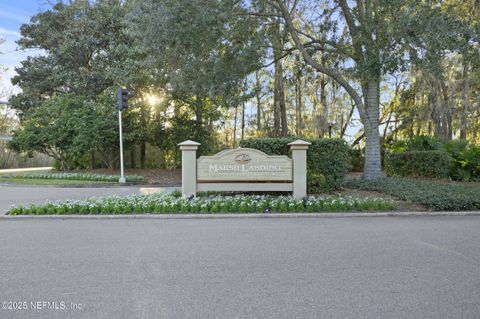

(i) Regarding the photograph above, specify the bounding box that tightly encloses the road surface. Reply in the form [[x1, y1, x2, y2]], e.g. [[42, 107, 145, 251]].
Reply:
[[0, 216, 479, 318]]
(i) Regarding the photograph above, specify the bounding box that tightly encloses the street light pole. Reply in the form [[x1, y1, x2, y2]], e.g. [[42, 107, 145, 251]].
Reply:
[[118, 109, 126, 184], [117, 88, 129, 184]]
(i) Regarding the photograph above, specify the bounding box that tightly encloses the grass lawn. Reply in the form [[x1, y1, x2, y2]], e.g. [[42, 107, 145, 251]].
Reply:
[[344, 177, 480, 211], [0, 176, 116, 186], [0, 171, 143, 186]]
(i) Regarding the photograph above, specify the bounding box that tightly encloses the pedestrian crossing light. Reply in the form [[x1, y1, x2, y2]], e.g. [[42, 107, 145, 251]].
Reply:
[[118, 88, 129, 111]]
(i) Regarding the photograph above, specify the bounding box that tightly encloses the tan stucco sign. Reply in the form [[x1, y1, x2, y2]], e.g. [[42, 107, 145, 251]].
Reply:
[[197, 148, 292, 181], [178, 139, 311, 199]]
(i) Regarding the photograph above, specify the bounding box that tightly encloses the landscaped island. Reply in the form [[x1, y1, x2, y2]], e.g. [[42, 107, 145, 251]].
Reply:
[[8, 191, 394, 215]]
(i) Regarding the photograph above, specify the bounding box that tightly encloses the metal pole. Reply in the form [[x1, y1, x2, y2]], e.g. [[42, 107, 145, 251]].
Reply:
[[118, 110, 126, 184]]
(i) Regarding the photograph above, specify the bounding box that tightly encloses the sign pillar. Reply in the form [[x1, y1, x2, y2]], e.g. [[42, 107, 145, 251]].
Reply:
[[288, 140, 311, 199], [178, 140, 201, 198]]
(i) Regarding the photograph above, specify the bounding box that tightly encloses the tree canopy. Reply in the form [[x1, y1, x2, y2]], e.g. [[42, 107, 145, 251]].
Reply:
[[7, 0, 480, 176]]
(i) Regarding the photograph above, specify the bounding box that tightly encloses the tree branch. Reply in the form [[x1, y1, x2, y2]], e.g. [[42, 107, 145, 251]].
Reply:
[[273, 0, 364, 112]]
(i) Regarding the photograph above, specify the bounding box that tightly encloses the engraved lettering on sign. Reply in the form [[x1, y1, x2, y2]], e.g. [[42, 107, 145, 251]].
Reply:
[[197, 148, 292, 181]]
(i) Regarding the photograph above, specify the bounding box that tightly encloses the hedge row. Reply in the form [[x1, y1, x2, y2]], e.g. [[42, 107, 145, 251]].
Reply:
[[240, 138, 350, 192], [385, 151, 451, 178], [344, 177, 480, 211], [386, 136, 480, 180]]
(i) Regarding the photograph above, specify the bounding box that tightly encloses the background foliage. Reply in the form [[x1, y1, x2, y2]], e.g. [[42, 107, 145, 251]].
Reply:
[[385, 136, 480, 180], [240, 137, 351, 192]]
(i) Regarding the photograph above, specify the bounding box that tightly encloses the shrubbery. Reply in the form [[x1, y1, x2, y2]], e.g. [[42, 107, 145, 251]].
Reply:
[[385, 136, 480, 180], [344, 177, 480, 211], [240, 137, 351, 192], [385, 151, 451, 178], [349, 148, 365, 172], [8, 191, 394, 215]]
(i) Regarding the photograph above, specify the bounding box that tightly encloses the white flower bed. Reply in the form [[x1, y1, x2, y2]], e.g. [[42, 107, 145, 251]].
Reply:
[[8, 191, 395, 215]]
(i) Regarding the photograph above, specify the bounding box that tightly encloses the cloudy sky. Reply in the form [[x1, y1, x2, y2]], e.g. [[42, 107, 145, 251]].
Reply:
[[0, 0, 48, 97]]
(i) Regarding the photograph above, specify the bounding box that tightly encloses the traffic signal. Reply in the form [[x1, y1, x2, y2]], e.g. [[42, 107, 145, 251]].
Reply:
[[118, 88, 129, 111]]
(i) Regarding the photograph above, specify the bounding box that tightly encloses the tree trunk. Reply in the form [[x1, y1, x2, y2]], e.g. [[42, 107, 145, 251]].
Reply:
[[295, 73, 302, 136], [140, 142, 146, 169], [460, 64, 470, 140], [440, 80, 453, 139], [241, 101, 245, 140], [317, 76, 327, 137], [273, 69, 281, 137], [90, 151, 95, 169], [233, 105, 238, 147], [194, 98, 203, 140], [273, 20, 287, 137], [341, 100, 355, 138], [362, 81, 382, 180], [255, 71, 262, 132], [130, 146, 136, 169]]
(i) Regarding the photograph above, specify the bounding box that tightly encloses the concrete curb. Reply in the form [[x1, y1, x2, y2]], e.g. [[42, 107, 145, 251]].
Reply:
[[1, 211, 480, 220]]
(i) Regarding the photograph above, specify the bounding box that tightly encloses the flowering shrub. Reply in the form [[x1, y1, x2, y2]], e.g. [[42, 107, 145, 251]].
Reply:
[[8, 191, 394, 215], [18, 172, 144, 183]]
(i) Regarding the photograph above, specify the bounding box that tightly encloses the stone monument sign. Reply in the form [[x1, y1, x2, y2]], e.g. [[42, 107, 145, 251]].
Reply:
[[178, 140, 310, 199]]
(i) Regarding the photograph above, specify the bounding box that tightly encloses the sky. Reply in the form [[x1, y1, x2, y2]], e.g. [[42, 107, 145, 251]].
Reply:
[[0, 0, 49, 97]]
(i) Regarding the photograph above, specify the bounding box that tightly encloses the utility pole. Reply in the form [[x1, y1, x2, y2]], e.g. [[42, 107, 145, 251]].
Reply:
[[118, 88, 129, 184]]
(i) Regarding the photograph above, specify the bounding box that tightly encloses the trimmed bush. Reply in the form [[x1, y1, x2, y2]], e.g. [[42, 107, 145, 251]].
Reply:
[[240, 137, 351, 192], [8, 192, 395, 215], [344, 177, 480, 211], [387, 136, 480, 181], [349, 148, 364, 172], [385, 151, 451, 178]]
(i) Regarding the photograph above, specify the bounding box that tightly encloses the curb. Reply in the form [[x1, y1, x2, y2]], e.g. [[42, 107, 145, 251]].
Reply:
[[1, 211, 480, 220]]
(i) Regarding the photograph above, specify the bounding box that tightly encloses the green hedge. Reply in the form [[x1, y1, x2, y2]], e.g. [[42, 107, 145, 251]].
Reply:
[[385, 151, 451, 178], [240, 137, 351, 192], [387, 136, 480, 180], [344, 177, 480, 211]]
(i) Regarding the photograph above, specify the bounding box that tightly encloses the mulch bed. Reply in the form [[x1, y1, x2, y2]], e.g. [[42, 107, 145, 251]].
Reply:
[[338, 188, 427, 212]]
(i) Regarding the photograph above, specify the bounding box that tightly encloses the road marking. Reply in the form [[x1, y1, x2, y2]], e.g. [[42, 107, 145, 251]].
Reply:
[[413, 239, 480, 265]]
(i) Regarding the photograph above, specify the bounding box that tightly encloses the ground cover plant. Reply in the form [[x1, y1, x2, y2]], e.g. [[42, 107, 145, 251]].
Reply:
[[8, 191, 394, 215], [344, 177, 480, 211], [9, 172, 144, 183]]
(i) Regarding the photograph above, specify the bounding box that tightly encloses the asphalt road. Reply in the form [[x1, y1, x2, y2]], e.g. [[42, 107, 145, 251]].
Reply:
[[0, 186, 176, 214], [0, 216, 479, 319]]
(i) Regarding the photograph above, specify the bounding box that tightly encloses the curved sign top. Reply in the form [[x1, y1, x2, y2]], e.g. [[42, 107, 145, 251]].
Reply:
[[197, 148, 292, 182]]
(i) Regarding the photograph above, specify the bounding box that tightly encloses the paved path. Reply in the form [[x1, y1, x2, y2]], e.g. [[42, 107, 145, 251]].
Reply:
[[0, 216, 479, 319], [0, 185, 177, 214]]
